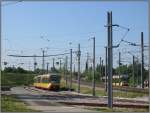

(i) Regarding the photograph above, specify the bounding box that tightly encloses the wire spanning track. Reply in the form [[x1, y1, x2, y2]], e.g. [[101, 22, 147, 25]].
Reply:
[[7, 51, 77, 58]]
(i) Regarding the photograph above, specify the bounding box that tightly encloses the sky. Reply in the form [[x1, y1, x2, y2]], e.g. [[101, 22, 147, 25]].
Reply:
[[2, 1, 149, 71]]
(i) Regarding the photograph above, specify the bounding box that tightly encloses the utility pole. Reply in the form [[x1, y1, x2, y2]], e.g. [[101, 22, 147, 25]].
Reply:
[[63, 58, 65, 82], [136, 58, 139, 86], [33, 55, 37, 71], [74, 64, 75, 75], [100, 57, 102, 82], [0, 1, 1, 72], [107, 11, 113, 108], [70, 49, 72, 91], [59, 58, 61, 71], [141, 32, 144, 88], [119, 52, 121, 85], [42, 50, 45, 74], [101, 60, 104, 78], [105, 46, 108, 92], [52, 58, 55, 69], [92, 37, 96, 96], [65, 56, 68, 88], [86, 52, 89, 70], [47, 62, 49, 73], [77, 44, 81, 93], [133, 55, 135, 87]]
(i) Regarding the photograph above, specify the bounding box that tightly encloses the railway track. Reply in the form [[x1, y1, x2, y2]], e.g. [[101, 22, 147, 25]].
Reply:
[[23, 86, 149, 109], [72, 79, 149, 93]]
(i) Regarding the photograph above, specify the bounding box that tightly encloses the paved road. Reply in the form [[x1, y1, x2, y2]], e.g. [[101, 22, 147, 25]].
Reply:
[[9, 86, 97, 112]]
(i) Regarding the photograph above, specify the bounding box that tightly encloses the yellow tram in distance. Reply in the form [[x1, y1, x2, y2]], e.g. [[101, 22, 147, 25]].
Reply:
[[33, 73, 61, 90]]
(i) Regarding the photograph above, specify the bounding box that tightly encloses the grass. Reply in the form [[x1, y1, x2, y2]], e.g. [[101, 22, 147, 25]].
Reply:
[[60, 79, 148, 98], [1, 95, 37, 112]]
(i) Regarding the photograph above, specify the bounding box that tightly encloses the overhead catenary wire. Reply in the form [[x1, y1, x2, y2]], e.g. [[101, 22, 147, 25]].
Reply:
[[2, 1, 22, 6], [7, 51, 77, 58]]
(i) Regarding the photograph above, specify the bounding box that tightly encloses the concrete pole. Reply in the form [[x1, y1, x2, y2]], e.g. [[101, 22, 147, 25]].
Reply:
[[63, 58, 65, 81], [102, 60, 104, 78], [107, 11, 113, 108], [0, 1, 1, 72], [119, 52, 121, 85], [105, 47, 108, 92], [42, 50, 45, 74], [136, 59, 139, 86], [53, 58, 55, 69], [92, 37, 96, 96], [65, 56, 68, 88], [133, 56, 135, 87], [100, 57, 102, 82], [70, 49, 72, 90], [33, 55, 37, 71], [73, 64, 75, 77], [141, 32, 144, 88], [78, 44, 81, 93], [47, 62, 49, 73], [59, 58, 61, 71], [87, 52, 89, 70], [148, 2, 150, 110]]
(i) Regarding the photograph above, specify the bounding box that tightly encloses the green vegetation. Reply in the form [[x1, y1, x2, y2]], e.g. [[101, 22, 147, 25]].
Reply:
[[68, 62, 149, 87], [60, 79, 148, 98], [1, 71, 36, 86], [1, 95, 37, 112]]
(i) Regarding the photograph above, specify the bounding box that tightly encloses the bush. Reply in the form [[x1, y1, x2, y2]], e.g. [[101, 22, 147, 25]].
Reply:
[[1, 72, 36, 86]]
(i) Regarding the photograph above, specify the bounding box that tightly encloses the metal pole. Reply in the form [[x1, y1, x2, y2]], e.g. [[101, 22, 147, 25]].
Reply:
[[65, 56, 68, 88], [107, 11, 113, 108], [92, 37, 96, 96], [100, 57, 102, 82], [78, 44, 81, 93], [148, 2, 150, 111], [42, 50, 45, 74], [137, 59, 139, 86], [52, 58, 55, 69], [86, 52, 89, 70], [47, 62, 49, 73], [33, 55, 37, 71], [133, 55, 135, 87], [73, 64, 76, 79], [60, 59, 61, 70], [102, 60, 103, 78], [0, 0, 1, 72], [119, 52, 121, 85], [105, 47, 108, 92], [70, 49, 72, 90], [63, 58, 66, 83], [74, 64, 75, 75], [141, 32, 144, 88]]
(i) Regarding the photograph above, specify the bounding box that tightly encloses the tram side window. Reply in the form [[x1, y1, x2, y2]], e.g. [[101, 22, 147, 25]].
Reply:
[[42, 78, 45, 83], [45, 78, 49, 83], [50, 75, 60, 83], [35, 78, 38, 83], [37, 77, 41, 83], [42, 77, 49, 83]]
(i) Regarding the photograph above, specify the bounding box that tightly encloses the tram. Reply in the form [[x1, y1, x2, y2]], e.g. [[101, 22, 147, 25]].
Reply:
[[33, 73, 61, 90]]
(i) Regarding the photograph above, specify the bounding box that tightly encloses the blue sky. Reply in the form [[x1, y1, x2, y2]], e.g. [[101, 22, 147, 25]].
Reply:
[[2, 1, 149, 71]]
